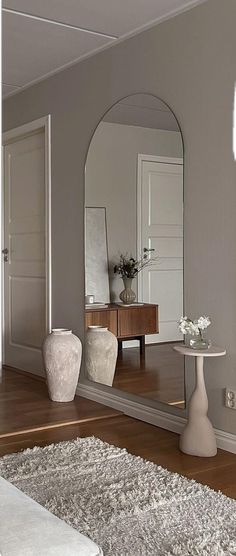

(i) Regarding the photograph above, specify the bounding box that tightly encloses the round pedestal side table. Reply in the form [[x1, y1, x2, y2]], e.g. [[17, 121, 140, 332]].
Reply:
[[174, 345, 226, 457]]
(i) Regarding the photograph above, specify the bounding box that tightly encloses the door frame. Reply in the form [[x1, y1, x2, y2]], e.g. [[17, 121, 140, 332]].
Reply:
[[1, 115, 52, 367], [137, 154, 183, 302]]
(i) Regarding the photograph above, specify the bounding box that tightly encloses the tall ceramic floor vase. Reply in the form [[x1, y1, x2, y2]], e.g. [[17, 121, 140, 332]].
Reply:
[[85, 326, 118, 386], [43, 329, 82, 402], [119, 277, 136, 304]]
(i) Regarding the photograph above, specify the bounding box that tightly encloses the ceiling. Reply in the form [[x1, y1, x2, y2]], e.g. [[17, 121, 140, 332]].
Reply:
[[103, 94, 180, 131], [2, 0, 206, 99]]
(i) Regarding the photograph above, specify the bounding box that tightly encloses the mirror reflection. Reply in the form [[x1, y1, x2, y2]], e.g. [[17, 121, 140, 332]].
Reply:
[[85, 94, 185, 409]]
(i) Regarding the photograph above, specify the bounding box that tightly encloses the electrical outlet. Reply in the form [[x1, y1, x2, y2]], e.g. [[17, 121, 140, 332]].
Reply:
[[225, 388, 236, 409]]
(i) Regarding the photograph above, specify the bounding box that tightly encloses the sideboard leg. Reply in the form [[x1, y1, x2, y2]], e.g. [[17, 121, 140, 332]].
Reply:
[[139, 336, 145, 356], [118, 340, 122, 352]]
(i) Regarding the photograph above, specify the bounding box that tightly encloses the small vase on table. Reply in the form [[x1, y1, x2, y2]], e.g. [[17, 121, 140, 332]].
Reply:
[[119, 277, 136, 305], [114, 252, 156, 306], [188, 330, 211, 350], [180, 315, 211, 351]]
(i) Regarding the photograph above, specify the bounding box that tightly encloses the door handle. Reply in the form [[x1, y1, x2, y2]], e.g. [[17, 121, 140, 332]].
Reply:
[[2, 248, 9, 262], [143, 247, 155, 252]]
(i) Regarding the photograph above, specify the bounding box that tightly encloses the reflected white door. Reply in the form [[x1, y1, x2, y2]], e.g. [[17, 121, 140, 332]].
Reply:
[[3, 130, 47, 371], [138, 156, 183, 343]]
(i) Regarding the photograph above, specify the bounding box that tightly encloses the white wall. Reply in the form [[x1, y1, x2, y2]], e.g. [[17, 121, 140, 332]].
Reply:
[[86, 121, 182, 301]]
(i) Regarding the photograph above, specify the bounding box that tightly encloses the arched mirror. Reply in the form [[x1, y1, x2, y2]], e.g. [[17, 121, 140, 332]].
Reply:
[[84, 93, 185, 409]]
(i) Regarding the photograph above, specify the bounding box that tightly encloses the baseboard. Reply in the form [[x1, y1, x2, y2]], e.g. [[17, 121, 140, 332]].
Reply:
[[77, 383, 236, 454], [77, 382, 186, 434], [214, 428, 236, 454]]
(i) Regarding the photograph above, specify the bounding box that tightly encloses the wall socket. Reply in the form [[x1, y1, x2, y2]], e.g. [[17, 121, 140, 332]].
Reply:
[[225, 388, 236, 409]]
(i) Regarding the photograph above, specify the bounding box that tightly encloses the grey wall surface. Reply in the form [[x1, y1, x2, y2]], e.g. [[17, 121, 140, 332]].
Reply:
[[3, 0, 236, 434], [85, 121, 182, 301]]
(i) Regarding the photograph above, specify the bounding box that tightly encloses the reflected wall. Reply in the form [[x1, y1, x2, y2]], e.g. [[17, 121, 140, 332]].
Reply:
[[85, 94, 185, 409]]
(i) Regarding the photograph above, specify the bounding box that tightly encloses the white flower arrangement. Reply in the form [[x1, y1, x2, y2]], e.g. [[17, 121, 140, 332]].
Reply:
[[178, 315, 211, 337]]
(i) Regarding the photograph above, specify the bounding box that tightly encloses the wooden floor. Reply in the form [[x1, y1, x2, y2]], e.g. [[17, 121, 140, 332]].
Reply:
[[0, 413, 236, 499], [0, 367, 120, 437], [113, 343, 185, 408], [0, 368, 236, 500]]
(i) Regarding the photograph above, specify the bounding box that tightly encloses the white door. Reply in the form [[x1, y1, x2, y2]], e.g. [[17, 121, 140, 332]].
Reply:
[[3, 129, 48, 372], [138, 156, 183, 343]]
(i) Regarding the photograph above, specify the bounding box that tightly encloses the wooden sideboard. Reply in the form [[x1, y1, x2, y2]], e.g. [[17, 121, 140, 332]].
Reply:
[[85, 303, 159, 354]]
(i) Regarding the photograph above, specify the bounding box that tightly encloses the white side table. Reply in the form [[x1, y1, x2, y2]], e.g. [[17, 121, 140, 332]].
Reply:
[[174, 345, 226, 457]]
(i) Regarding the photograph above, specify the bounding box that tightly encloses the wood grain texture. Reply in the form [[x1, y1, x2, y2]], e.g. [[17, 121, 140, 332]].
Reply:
[[118, 305, 158, 337], [1, 368, 235, 500], [85, 309, 117, 335], [85, 303, 158, 339], [114, 343, 185, 407], [0, 414, 235, 499], [0, 367, 120, 437]]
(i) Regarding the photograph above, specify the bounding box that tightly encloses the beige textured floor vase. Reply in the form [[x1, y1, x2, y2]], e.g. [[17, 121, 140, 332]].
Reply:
[[85, 326, 118, 386], [43, 329, 82, 402]]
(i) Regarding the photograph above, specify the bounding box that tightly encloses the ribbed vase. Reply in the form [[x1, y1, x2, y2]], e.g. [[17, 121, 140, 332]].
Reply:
[[85, 326, 118, 386], [119, 277, 136, 304], [42, 329, 82, 402]]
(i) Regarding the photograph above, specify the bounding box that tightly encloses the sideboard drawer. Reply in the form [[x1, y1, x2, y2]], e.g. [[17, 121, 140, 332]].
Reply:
[[85, 310, 117, 336], [118, 306, 158, 338]]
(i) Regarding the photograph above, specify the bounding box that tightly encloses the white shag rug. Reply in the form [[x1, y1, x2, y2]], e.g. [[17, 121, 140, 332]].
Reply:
[[0, 437, 236, 556]]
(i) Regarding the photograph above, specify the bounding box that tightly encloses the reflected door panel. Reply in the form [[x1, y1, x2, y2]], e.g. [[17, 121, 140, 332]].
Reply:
[[139, 159, 183, 343]]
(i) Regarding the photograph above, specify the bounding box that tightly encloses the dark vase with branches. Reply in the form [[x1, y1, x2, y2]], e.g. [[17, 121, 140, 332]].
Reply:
[[114, 251, 156, 304]]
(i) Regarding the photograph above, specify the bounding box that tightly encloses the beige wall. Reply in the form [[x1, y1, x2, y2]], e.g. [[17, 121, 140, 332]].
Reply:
[[3, 0, 236, 433], [85, 122, 182, 301]]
